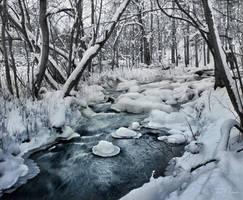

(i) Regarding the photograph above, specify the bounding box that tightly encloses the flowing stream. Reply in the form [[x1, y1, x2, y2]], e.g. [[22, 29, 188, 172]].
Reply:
[[2, 92, 184, 200]]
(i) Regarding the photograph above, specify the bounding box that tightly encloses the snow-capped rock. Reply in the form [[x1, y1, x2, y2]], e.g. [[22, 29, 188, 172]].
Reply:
[[111, 127, 142, 139], [92, 140, 120, 157], [130, 122, 140, 130], [58, 126, 80, 140], [158, 134, 186, 144]]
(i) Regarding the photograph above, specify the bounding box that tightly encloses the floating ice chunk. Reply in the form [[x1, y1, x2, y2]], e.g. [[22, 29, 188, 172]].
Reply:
[[158, 134, 186, 144], [111, 127, 142, 139], [92, 140, 120, 157]]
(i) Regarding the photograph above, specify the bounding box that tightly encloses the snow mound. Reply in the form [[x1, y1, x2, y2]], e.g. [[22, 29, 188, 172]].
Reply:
[[92, 140, 120, 157], [80, 85, 105, 105], [121, 171, 191, 200], [0, 150, 28, 191], [112, 94, 173, 114], [116, 80, 138, 92], [158, 134, 186, 144], [146, 110, 186, 128], [185, 141, 203, 154], [58, 126, 80, 140], [111, 127, 142, 139]]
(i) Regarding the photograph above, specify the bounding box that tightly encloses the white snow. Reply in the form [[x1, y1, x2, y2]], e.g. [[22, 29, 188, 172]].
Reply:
[[58, 126, 80, 140], [0, 150, 28, 191], [6, 110, 25, 137], [111, 127, 142, 139], [130, 122, 140, 130], [92, 140, 120, 157], [112, 93, 174, 114], [121, 74, 243, 200], [116, 80, 138, 92], [158, 134, 186, 144], [146, 110, 186, 129]]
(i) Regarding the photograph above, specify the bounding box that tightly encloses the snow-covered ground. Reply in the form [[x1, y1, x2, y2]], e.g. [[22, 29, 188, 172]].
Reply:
[[1, 65, 243, 200], [0, 91, 84, 193], [0, 66, 161, 193], [121, 69, 243, 200]]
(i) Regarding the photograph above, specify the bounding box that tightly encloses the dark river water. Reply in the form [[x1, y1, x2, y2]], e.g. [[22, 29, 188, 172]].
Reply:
[[2, 102, 184, 200]]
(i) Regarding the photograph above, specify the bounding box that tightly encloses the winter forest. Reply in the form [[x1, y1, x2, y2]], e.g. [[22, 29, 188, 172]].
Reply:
[[0, 0, 243, 199]]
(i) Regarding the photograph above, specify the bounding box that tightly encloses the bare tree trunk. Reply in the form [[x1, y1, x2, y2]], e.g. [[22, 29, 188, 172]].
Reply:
[[203, 41, 206, 66], [202, 0, 243, 124], [136, 1, 151, 65], [8, 36, 19, 98], [34, 0, 49, 97], [195, 34, 199, 68], [157, 15, 162, 63], [62, 0, 131, 97], [149, 0, 153, 61], [171, 1, 176, 65], [186, 21, 190, 67], [0, 0, 14, 95], [207, 44, 210, 64]]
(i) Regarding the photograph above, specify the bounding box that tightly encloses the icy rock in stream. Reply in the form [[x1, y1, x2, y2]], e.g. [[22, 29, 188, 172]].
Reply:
[[130, 122, 140, 130], [146, 110, 186, 128], [58, 126, 80, 140], [112, 94, 173, 114], [81, 106, 96, 118], [158, 134, 186, 144], [92, 140, 120, 157], [111, 127, 142, 139]]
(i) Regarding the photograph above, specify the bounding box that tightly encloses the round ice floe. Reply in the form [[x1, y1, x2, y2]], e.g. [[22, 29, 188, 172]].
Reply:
[[111, 127, 142, 139], [92, 140, 120, 157]]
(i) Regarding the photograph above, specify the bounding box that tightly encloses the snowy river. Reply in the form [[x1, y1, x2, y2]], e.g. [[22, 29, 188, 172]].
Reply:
[[2, 96, 184, 200]]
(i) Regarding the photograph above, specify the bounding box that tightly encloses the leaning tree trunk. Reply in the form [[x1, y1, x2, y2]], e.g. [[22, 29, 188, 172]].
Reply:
[[34, 0, 49, 97], [202, 0, 243, 125], [62, 0, 131, 97]]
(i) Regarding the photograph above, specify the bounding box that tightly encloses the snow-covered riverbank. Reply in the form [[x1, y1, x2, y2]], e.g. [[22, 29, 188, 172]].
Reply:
[[121, 70, 243, 200], [1, 66, 243, 200]]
